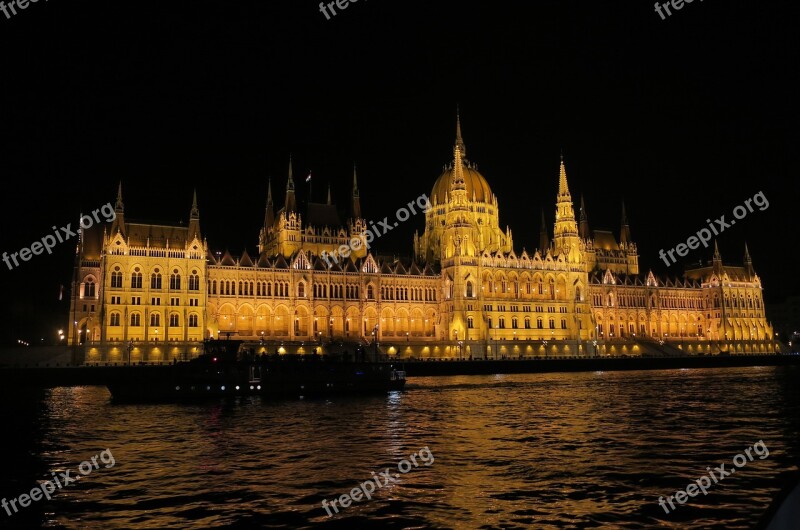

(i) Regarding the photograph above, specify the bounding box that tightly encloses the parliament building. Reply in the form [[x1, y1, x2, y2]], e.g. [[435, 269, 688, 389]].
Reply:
[[68, 116, 781, 363]]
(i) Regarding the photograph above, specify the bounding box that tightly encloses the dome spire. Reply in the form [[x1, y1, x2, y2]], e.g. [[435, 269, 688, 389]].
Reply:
[[452, 144, 466, 191], [455, 105, 466, 158]]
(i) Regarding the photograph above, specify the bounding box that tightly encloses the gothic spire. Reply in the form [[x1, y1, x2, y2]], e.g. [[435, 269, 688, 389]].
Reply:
[[553, 154, 579, 255], [190, 189, 199, 219], [265, 179, 274, 228], [351, 163, 361, 219], [110, 181, 126, 237], [620, 200, 631, 246], [558, 153, 570, 197], [115, 181, 124, 212], [744, 242, 753, 277], [712, 240, 723, 273], [579, 194, 591, 240], [539, 209, 550, 252], [285, 155, 297, 213], [188, 190, 201, 240]]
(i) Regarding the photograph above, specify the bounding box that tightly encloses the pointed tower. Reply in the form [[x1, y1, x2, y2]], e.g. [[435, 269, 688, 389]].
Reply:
[[258, 180, 275, 255], [265, 179, 275, 228], [713, 240, 723, 274], [620, 201, 631, 247], [539, 209, 550, 253], [351, 164, 362, 219], [110, 181, 126, 237], [326, 183, 332, 205], [284, 155, 297, 213], [579, 194, 590, 240], [552, 155, 580, 256], [744, 242, 754, 278], [188, 189, 201, 241]]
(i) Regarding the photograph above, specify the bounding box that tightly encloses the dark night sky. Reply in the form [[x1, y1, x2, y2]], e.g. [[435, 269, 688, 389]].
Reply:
[[0, 0, 797, 345]]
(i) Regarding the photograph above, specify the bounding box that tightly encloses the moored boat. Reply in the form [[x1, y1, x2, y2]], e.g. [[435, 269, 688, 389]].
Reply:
[[106, 340, 406, 401]]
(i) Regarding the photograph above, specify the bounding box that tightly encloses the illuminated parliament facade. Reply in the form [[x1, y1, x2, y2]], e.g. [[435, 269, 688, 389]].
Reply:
[[68, 117, 780, 363]]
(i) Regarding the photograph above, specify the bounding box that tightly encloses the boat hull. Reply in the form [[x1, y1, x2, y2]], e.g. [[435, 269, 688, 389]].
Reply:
[[106, 361, 405, 401]]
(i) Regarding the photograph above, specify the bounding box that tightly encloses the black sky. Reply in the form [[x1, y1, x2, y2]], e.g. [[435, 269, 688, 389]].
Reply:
[[0, 0, 798, 345]]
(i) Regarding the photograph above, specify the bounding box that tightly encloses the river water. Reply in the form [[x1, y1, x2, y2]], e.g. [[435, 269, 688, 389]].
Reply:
[[1, 366, 798, 529]]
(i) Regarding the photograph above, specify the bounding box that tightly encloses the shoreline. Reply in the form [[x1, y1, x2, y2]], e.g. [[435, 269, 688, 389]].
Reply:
[[0, 354, 797, 389]]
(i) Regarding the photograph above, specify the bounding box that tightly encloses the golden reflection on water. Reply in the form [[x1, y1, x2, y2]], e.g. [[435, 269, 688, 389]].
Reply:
[[3, 367, 797, 529]]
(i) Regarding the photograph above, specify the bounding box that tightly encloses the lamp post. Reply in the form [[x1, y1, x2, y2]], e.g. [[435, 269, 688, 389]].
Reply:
[[127, 339, 133, 366]]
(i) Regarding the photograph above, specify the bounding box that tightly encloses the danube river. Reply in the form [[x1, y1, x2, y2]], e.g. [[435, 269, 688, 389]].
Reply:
[[2, 366, 798, 529]]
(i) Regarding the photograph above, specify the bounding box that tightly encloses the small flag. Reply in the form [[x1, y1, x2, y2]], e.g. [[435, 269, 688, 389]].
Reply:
[[305, 172, 312, 182]]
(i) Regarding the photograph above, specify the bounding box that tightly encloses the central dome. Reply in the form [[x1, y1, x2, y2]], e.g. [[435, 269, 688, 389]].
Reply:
[[431, 163, 493, 204]]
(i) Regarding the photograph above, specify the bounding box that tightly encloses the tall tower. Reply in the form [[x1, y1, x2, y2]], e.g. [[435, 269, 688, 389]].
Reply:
[[552, 156, 580, 260]]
